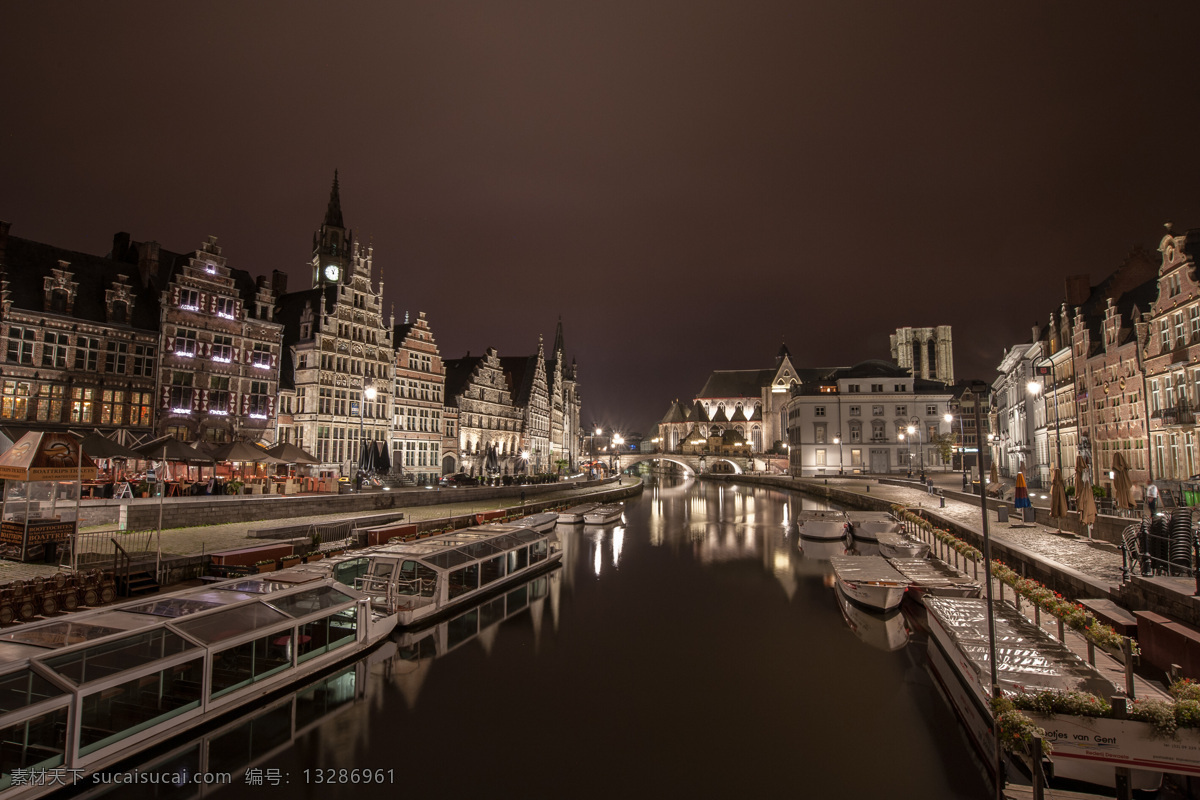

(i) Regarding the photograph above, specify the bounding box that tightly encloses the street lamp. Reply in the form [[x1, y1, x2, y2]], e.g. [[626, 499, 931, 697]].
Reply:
[[946, 412, 968, 490], [611, 433, 623, 476], [833, 434, 843, 475], [908, 418, 925, 479], [356, 383, 377, 492], [1034, 361, 1063, 476]]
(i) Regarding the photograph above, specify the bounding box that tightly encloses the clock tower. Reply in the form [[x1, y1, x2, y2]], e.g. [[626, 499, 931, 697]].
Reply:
[[312, 170, 349, 286]]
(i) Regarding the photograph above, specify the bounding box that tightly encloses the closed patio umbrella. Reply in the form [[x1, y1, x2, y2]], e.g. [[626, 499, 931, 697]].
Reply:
[[1050, 467, 1068, 531], [1112, 451, 1135, 510], [1013, 472, 1031, 509], [1075, 455, 1098, 536]]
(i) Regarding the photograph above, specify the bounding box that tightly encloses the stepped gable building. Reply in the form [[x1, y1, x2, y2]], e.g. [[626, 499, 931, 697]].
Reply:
[[500, 339, 551, 474], [545, 317, 582, 472], [891, 326, 954, 384], [275, 173, 394, 475], [443, 348, 523, 476], [0, 223, 181, 442], [785, 360, 953, 476], [657, 344, 821, 454], [391, 311, 445, 487], [153, 235, 285, 443], [991, 249, 1158, 490]]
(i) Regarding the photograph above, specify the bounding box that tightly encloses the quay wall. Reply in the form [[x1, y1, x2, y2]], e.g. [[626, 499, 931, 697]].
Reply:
[[708, 474, 1200, 627], [80, 477, 623, 531]]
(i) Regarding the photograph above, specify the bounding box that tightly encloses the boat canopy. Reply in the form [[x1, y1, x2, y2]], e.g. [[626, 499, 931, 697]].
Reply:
[[369, 524, 551, 573], [830, 556, 907, 584], [925, 596, 1114, 698]]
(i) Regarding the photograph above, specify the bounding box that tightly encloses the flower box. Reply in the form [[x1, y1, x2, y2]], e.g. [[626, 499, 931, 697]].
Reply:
[[279, 557, 302, 569]]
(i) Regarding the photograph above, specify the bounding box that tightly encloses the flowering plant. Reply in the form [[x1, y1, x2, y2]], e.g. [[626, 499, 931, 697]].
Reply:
[[992, 697, 1052, 754]]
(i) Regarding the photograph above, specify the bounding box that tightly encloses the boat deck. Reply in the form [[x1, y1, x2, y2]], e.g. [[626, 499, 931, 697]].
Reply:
[[889, 557, 979, 595], [829, 556, 908, 585]]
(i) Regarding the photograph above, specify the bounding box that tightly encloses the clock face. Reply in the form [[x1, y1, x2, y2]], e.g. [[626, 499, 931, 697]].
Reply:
[[324, 264, 339, 281]]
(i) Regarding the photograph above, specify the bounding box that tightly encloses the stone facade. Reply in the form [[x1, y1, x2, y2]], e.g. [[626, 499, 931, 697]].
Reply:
[[391, 311, 445, 487], [155, 236, 284, 442], [890, 326, 954, 384], [784, 361, 953, 476], [276, 174, 394, 475], [444, 348, 523, 476]]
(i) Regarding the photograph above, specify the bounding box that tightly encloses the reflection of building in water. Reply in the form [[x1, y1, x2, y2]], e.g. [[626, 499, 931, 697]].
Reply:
[[81, 665, 366, 799], [385, 568, 560, 708]]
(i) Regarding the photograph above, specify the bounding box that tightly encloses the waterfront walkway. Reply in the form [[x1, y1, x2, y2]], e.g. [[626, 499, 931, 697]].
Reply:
[[0, 480, 636, 582]]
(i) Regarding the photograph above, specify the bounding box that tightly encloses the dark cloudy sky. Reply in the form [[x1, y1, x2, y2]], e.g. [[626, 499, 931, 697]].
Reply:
[[5, 2, 1200, 435]]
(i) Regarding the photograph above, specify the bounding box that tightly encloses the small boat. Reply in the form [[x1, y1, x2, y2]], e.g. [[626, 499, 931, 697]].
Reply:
[[876, 530, 930, 559], [557, 503, 599, 523], [924, 596, 1172, 791], [887, 557, 979, 599], [514, 511, 560, 532], [836, 587, 910, 651], [829, 555, 908, 612], [583, 503, 624, 525], [844, 511, 900, 543], [356, 522, 562, 626], [797, 537, 848, 561], [795, 510, 848, 540]]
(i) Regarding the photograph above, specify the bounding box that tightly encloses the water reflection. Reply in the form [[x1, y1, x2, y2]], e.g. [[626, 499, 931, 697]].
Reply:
[[837, 586, 911, 652]]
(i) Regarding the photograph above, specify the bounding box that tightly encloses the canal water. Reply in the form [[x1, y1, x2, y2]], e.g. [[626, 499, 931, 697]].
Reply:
[[102, 475, 989, 799]]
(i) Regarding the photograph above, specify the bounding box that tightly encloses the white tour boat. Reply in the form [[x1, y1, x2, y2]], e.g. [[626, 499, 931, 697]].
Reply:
[[829, 556, 908, 612], [795, 510, 848, 541], [514, 511, 560, 532], [923, 596, 1191, 791], [876, 530, 931, 559], [557, 503, 600, 524], [583, 503, 625, 525], [844, 511, 900, 543], [0, 570, 396, 797], [886, 558, 979, 600], [356, 522, 562, 626]]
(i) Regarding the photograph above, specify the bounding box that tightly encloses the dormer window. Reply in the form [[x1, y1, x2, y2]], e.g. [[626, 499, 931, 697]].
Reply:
[[179, 289, 200, 312]]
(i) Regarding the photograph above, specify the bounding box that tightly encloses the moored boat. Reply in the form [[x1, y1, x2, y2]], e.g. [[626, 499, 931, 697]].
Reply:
[[836, 586, 910, 651], [876, 530, 930, 559], [356, 522, 562, 626], [557, 503, 599, 524], [844, 511, 900, 543], [0, 570, 396, 797], [924, 596, 1175, 790], [795, 510, 848, 540], [829, 555, 908, 612], [887, 558, 979, 599], [583, 503, 624, 525], [514, 511, 560, 532]]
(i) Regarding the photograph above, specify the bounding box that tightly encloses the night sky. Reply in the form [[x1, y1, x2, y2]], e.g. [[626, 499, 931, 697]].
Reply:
[[5, 2, 1200, 436]]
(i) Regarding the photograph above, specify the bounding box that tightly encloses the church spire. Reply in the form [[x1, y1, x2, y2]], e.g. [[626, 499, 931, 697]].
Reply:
[[552, 315, 565, 356], [325, 170, 344, 229]]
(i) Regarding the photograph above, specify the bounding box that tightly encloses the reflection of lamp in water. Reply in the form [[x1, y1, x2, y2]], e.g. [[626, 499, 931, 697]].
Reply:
[[612, 526, 624, 567]]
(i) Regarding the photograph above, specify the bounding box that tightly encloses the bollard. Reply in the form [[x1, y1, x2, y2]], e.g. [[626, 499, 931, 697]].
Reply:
[[940, 495, 945, 508], [1058, 618, 1065, 643]]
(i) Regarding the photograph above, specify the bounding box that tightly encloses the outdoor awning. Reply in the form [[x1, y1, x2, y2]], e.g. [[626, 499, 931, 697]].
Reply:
[[0, 432, 98, 481], [78, 432, 142, 461], [265, 442, 319, 465]]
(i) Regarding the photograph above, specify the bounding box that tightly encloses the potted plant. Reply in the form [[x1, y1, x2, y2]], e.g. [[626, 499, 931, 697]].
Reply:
[[135, 481, 150, 498], [225, 480, 244, 495], [253, 559, 276, 574], [279, 554, 302, 569], [304, 551, 324, 563]]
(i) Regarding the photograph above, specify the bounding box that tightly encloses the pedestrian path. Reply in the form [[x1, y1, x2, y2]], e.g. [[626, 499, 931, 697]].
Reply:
[[1, 481, 632, 582], [811, 477, 1126, 585]]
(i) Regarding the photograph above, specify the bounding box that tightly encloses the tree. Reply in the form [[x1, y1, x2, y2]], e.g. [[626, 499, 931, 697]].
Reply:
[[931, 432, 958, 468]]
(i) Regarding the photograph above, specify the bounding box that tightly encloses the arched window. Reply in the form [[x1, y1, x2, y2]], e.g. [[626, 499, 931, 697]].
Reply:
[[751, 426, 762, 451]]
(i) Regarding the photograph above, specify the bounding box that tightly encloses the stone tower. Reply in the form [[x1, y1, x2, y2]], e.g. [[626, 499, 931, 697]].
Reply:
[[890, 325, 954, 384]]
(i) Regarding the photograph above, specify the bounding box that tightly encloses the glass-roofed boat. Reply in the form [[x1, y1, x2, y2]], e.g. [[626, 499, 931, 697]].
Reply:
[[353, 522, 562, 626], [0, 571, 396, 797]]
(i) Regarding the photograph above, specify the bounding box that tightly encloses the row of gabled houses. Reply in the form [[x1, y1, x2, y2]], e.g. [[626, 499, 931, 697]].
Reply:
[[0, 174, 583, 485], [655, 222, 1200, 499]]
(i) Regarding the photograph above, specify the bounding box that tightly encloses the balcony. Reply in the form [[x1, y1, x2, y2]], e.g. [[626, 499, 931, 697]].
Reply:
[[1152, 398, 1194, 428]]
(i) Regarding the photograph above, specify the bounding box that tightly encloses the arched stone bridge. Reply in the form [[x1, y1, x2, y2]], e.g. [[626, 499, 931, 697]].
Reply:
[[609, 452, 752, 476]]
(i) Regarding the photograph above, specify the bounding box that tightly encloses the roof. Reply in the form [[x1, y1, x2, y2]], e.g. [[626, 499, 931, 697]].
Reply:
[[697, 369, 775, 399], [442, 356, 484, 407], [3, 235, 175, 331], [500, 355, 539, 407]]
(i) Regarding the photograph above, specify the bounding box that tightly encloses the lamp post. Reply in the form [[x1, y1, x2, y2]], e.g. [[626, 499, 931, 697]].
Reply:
[[611, 433, 623, 476], [356, 384, 376, 492], [833, 434, 843, 475], [1034, 361, 1063, 479], [907, 418, 925, 479], [946, 412, 968, 489]]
